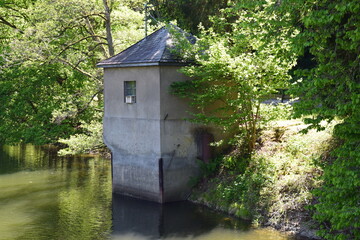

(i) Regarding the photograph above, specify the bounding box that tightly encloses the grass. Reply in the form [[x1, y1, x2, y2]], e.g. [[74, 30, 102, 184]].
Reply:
[[190, 118, 335, 234]]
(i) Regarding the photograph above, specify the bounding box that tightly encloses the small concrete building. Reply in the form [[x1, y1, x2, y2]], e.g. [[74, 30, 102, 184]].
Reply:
[[97, 27, 215, 203]]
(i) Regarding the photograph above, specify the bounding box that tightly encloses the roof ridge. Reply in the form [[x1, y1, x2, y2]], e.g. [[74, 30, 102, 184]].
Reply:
[[159, 27, 171, 62]]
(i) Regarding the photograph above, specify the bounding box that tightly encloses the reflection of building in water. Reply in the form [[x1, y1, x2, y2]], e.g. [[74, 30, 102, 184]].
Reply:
[[111, 194, 251, 239]]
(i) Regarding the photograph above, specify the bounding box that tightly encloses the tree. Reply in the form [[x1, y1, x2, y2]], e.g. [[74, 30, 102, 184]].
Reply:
[[150, 0, 228, 33], [170, 1, 297, 156], [0, 0, 146, 145], [285, 0, 360, 238]]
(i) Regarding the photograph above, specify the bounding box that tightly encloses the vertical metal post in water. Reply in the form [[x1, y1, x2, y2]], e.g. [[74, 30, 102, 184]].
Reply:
[[158, 158, 164, 202]]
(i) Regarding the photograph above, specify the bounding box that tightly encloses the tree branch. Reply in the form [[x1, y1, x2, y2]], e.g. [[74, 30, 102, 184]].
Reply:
[[81, 12, 106, 21], [84, 16, 109, 57], [57, 35, 107, 57], [78, 88, 104, 115], [58, 57, 95, 79], [0, 16, 24, 33]]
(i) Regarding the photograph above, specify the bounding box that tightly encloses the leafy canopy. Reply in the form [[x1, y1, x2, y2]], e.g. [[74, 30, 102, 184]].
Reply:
[[0, 0, 146, 145], [171, 0, 298, 154], [285, 0, 360, 239]]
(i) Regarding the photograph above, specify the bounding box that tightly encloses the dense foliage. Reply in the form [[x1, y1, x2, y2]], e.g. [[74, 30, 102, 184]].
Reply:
[[0, 0, 145, 145], [287, 0, 360, 239], [150, 0, 228, 33], [170, 1, 297, 155]]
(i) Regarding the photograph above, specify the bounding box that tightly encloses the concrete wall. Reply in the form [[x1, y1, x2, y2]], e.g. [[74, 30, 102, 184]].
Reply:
[[104, 67, 161, 120], [104, 67, 162, 201], [158, 66, 200, 201], [103, 65, 206, 202]]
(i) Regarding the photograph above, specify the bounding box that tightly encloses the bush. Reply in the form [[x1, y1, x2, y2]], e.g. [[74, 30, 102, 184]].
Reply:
[[313, 121, 360, 240], [57, 120, 105, 156]]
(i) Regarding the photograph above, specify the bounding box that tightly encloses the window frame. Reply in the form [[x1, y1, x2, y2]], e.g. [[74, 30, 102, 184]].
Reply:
[[124, 81, 136, 103]]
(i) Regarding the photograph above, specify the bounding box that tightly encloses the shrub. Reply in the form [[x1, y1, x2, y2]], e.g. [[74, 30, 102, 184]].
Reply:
[[57, 120, 105, 156]]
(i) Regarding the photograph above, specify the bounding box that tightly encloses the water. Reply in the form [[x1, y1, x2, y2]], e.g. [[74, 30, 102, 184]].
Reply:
[[0, 145, 291, 240]]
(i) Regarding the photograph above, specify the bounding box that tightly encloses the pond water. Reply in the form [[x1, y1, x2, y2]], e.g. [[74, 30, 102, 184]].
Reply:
[[0, 145, 292, 240]]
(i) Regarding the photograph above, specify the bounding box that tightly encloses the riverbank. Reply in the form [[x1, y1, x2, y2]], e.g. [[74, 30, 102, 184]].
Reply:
[[189, 119, 335, 240]]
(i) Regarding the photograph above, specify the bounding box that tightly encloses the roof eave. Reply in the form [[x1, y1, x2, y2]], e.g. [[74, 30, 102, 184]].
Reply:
[[97, 61, 191, 68]]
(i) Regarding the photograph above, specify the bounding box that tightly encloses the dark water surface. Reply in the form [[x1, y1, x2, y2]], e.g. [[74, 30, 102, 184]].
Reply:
[[0, 145, 291, 240]]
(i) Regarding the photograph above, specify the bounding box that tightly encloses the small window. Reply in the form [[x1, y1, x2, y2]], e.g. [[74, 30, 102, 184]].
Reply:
[[124, 81, 136, 103]]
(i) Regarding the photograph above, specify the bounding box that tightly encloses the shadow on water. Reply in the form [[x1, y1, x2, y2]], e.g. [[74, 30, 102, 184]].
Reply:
[[112, 194, 251, 239]]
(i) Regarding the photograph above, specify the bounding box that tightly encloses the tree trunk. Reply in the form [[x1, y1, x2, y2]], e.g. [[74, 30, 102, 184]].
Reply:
[[102, 0, 114, 56]]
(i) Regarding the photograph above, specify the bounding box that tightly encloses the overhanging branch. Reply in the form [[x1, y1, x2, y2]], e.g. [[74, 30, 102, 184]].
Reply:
[[0, 16, 24, 33], [57, 35, 107, 57], [58, 57, 95, 80]]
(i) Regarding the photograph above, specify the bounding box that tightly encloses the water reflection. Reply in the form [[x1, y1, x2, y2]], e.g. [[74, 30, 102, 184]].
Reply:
[[0, 144, 112, 240], [112, 195, 251, 240], [111, 195, 292, 240], [0, 145, 291, 240]]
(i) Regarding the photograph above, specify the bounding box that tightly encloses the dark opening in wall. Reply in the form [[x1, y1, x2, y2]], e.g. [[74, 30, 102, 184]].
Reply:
[[196, 131, 214, 163]]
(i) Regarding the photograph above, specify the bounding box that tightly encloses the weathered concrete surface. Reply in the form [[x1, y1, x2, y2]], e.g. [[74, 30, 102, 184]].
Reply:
[[103, 65, 211, 202], [160, 119, 200, 202]]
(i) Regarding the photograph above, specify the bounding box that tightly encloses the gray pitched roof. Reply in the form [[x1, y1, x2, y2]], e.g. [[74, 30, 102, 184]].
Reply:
[[97, 27, 193, 68]]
